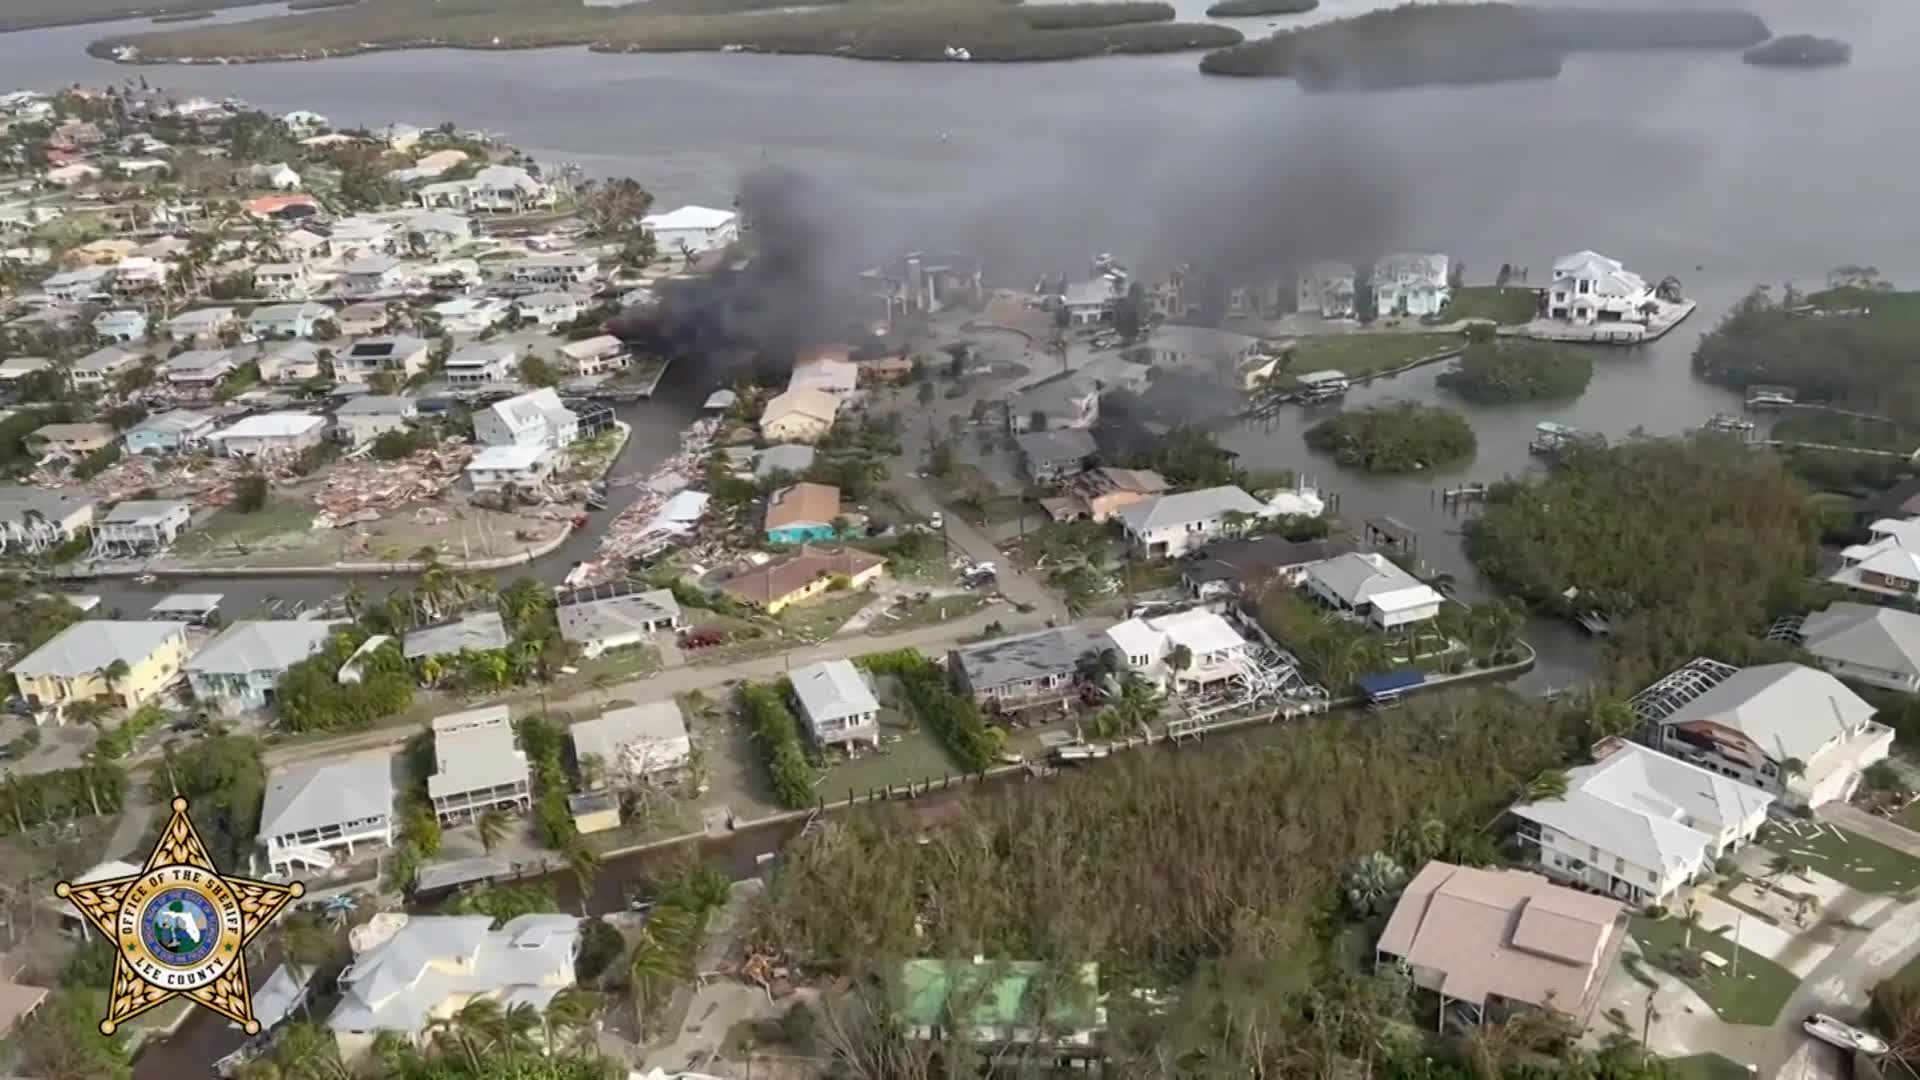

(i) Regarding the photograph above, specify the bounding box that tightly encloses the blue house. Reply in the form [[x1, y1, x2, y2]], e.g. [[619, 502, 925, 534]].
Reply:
[[92, 308, 148, 343], [123, 409, 217, 456], [764, 481, 842, 544]]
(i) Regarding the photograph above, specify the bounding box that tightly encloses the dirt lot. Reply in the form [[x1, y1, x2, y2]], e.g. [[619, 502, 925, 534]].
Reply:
[[170, 492, 572, 569]]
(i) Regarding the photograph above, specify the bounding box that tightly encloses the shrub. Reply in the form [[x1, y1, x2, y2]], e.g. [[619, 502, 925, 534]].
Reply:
[[857, 650, 996, 771], [575, 916, 624, 983], [234, 473, 270, 512], [741, 681, 815, 809], [1304, 403, 1476, 472], [1436, 341, 1593, 403]]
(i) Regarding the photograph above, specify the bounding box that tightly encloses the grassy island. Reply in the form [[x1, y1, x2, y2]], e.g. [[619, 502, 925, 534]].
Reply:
[[1436, 341, 1594, 404], [1205, 0, 1316, 17], [0, 0, 278, 33], [1303, 402, 1476, 472], [92, 0, 1241, 64], [1199, 2, 1768, 88], [1694, 283, 1920, 424]]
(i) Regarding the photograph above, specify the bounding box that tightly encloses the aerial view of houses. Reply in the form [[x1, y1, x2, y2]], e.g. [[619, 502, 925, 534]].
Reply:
[[0, 73, 1918, 1080]]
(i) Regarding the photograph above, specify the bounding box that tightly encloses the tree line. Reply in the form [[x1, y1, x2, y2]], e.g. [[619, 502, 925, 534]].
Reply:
[[1305, 402, 1478, 473], [1437, 340, 1595, 403]]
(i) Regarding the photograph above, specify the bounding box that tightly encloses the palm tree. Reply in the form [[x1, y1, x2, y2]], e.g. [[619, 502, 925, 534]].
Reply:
[[565, 842, 601, 917], [1343, 851, 1408, 917], [1680, 897, 1702, 950], [1518, 769, 1570, 805], [429, 996, 503, 1073], [1166, 644, 1193, 682], [543, 987, 600, 1055], [278, 916, 335, 990], [99, 658, 131, 705], [1767, 853, 1805, 886], [577, 753, 607, 792], [497, 1001, 543, 1061], [476, 808, 509, 854], [1793, 892, 1822, 928], [1585, 693, 1640, 744], [627, 908, 694, 1033]]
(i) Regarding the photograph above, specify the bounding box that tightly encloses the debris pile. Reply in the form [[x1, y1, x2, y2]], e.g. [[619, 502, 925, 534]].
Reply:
[[313, 446, 476, 528], [572, 417, 720, 584], [35, 453, 263, 507]]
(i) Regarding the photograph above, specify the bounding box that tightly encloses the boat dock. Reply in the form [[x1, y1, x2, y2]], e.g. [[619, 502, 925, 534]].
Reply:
[[623, 355, 671, 399], [1499, 299, 1697, 345]]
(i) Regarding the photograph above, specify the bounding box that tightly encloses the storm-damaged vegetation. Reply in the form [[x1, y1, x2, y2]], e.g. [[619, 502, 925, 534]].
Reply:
[[1205, 0, 1317, 18], [1199, 2, 1769, 87], [91, 0, 1241, 64]]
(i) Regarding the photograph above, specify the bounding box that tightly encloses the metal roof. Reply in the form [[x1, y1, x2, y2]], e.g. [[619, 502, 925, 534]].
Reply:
[[187, 620, 341, 676], [10, 620, 184, 678], [259, 754, 394, 840], [1120, 485, 1265, 533], [791, 658, 880, 724]]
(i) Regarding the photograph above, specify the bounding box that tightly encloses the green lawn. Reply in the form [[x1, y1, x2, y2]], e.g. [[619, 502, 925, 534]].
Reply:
[[177, 499, 314, 554], [778, 589, 875, 641], [818, 712, 969, 799], [1630, 915, 1799, 1026], [1281, 332, 1463, 381], [1761, 820, 1920, 895], [1443, 285, 1539, 325], [1899, 800, 1920, 833], [1667, 1053, 1754, 1080], [867, 593, 986, 635]]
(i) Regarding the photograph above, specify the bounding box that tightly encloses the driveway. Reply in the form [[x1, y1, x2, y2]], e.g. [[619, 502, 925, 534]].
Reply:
[[1818, 802, 1920, 859]]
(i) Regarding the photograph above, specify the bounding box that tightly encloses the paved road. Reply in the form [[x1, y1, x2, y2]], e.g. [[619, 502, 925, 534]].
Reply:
[[1818, 802, 1920, 859]]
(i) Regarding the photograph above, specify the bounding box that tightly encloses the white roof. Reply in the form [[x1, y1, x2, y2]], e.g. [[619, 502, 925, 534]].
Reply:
[[259, 754, 395, 839], [1120, 486, 1266, 533], [1661, 662, 1878, 764], [570, 703, 689, 774], [1306, 552, 1442, 609], [556, 588, 681, 645], [1153, 608, 1245, 655], [643, 205, 736, 231], [1801, 602, 1920, 681], [762, 387, 839, 426], [560, 335, 623, 360], [10, 620, 184, 678], [214, 412, 325, 440], [187, 620, 340, 676], [790, 658, 880, 723], [330, 913, 577, 1036], [468, 444, 550, 471], [428, 705, 527, 801], [1511, 743, 1773, 877], [1106, 618, 1162, 661], [405, 612, 509, 658], [1553, 249, 1647, 298]]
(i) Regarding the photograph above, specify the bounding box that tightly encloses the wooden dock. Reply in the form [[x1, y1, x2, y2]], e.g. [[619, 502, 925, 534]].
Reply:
[[1498, 299, 1697, 345], [624, 355, 671, 399]]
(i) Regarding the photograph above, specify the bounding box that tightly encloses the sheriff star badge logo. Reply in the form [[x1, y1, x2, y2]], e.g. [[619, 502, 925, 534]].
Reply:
[[54, 796, 305, 1036]]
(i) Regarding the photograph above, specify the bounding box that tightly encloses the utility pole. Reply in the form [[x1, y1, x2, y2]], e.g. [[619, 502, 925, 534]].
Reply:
[[1731, 912, 1742, 981]]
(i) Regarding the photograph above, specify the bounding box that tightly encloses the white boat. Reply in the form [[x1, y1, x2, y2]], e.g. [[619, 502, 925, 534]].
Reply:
[[1803, 1013, 1889, 1055]]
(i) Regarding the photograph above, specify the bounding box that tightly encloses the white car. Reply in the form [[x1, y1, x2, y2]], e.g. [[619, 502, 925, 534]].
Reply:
[[929, 512, 944, 529]]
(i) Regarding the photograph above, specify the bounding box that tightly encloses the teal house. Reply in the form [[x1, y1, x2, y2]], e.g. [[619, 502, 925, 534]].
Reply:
[[764, 481, 841, 544]]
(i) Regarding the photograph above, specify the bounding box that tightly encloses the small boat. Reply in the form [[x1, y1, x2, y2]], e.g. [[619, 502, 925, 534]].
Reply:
[[1706, 413, 1755, 434], [1803, 1013, 1889, 1055], [1745, 384, 1798, 411], [1051, 743, 1110, 764], [1573, 610, 1613, 637], [1530, 420, 1600, 457]]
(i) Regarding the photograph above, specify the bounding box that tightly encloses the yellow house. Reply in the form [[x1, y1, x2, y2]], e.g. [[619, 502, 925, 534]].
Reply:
[[720, 545, 887, 614], [759, 387, 840, 444], [9, 620, 192, 710]]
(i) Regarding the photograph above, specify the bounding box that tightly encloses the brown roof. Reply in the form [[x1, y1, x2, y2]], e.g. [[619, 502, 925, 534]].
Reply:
[[765, 482, 840, 531], [0, 978, 47, 1034], [721, 545, 885, 607], [1377, 862, 1623, 1017], [1091, 468, 1168, 495]]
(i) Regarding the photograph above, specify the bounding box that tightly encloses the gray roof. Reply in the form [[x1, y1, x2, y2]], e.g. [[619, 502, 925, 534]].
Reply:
[[1801, 602, 1920, 682], [953, 626, 1103, 691], [404, 611, 508, 659], [259, 754, 395, 839], [790, 658, 880, 724], [556, 589, 681, 646], [102, 499, 189, 525], [1011, 376, 1098, 417], [0, 486, 95, 526], [149, 592, 222, 616], [1304, 551, 1422, 605], [414, 853, 515, 893], [187, 620, 341, 676], [163, 348, 234, 375], [347, 335, 428, 362], [329, 914, 578, 1037], [265, 340, 323, 364], [753, 443, 816, 480], [570, 702, 688, 773], [71, 345, 138, 374], [128, 409, 213, 437], [1120, 485, 1265, 533], [10, 620, 185, 678], [1661, 662, 1878, 764], [334, 394, 418, 417], [1510, 743, 1773, 878], [249, 965, 310, 1032], [1016, 428, 1097, 466]]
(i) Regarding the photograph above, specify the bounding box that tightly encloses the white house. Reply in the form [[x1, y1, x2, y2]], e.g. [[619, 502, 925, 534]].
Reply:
[[167, 306, 237, 343], [642, 205, 739, 256], [1647, 660, 1893, 807], [92, 499, 192, 556], [341, 257, 406, 297], [788, 356, 860, 400], [790, 658, 881, 749], [431, 296, 511, 335], [558, 335, 628, 377], [248, 301, 331, 340], [0, 487, 94, 555], [570, 702, 692, 785], [259, 749, 393, 876], [187, 619, 342, 714], [251, 162, 302, 191], [253, 263, 313, 300], [210, 412, 328, 459], [475, 388, 578, 450], [1372, 253, 1452, 317], [1511, 740, 1773, 906], [91, 309, 147, 343], [260, 340, 325, 384], [67, 346, 141, 391], [109, 256, 169, 297], [339, 335, 431, 382], [280, 110, 330, 136], [426, 706, 532, 825], [1547, 250, 1655, 325], [445, 343, 519, 386], [162, 348, 238, 390], [328, 913, 579, 1060], [1297, 261, 1357, 319], [555, 588, 683, 657], [328, 218, 400, 259], [333, 395, 419, 447], [1060, 273, 1126, 327], [417, 164, 553, 214], [1104, 608, 1250, 692], [1829, 518, 1920, 599], [1118, 485, 1269, 559], [759, 388, 839, 444], [1007, 377, 1100, 434], [509, 254, 600, 287], [515, 292, 580, 328], [466, 444, 555, 493], [41, 266, 112, 303], [1301, 552, 1443, 630], [1799, 601, 1920, 694]]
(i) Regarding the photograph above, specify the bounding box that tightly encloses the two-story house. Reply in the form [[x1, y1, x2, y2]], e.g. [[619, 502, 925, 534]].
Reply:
[[260, 341, 325, 384], [187, 620, 342, 713], [248, 301, 331, 340], [1641, 659, 1893, 807], [67, 346, 141, 392], [91, 499, 192, 556], [1296, 261, 1357, 319], [258, 754, 395, 877], [1547, 250, 1654, 325], [1799, 601, 1920, 694], [9, 620, 191, 709], [333, 396, 419, 447], [166, 306, 238, 344], [1511, 740, 1773, 906], [569, 701, 692, 784], [791, 658, 882, 749], [162, 348, 238, 391], [641, 205, 739, 256], [253, 263, 313, 300], [340, 257, 406, 296], [1372, 253, 1452, 317], [950, 626, 1106, 715], [339, 335, 431, 382], [475, 388, 578, 450], [1301, 551, 1444, 631], [0, 487, 94, 554], [426, 706, 532, 825], [509, 254, 600, 287], [1118, 485, 1269, 559], [1105, 608, 1250, 692], [1829, 517, 1920, 599], [444, 343, 519, 386], [91, 309, 148, 343]]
